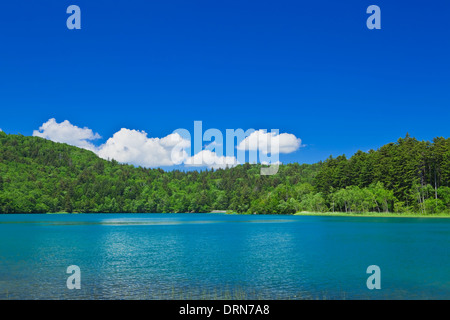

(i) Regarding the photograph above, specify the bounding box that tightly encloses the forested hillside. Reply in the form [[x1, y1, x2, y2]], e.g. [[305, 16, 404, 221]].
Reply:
[[0, 131, 449, 214]]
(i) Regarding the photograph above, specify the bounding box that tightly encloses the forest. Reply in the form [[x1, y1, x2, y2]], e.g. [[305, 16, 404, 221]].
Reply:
[[0, 131, 449, 215]]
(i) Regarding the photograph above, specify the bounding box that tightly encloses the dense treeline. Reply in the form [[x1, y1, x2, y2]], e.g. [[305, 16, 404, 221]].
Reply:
[[0, 132, 449, 214], [315, 134, 450, 214]]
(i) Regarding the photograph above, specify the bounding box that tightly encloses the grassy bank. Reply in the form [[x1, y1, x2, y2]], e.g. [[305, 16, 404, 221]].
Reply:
[[294, 211, 450, 218]]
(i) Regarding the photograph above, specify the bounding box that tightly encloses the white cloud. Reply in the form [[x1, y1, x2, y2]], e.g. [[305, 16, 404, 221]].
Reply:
[[32, 119, 193, 167], [236, 129, 301, 154], [97, 128, 191, 167], [33, 118, 101, 152], [32, 119, 300, 169], [184, 150, 239, 169]]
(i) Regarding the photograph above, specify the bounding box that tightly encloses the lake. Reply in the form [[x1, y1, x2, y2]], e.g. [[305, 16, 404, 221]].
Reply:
[[0, 213, 449, 300]]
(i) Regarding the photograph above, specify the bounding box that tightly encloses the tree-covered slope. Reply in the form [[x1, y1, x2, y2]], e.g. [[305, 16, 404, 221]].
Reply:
[[0, 132, 319, 213], [314, 135, 450, 213], [0, 131, 449, 214]]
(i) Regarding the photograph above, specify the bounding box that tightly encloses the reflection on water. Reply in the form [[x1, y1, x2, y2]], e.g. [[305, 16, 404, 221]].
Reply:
[[0, 218, 294, 227], [0, 214, 449, 300]]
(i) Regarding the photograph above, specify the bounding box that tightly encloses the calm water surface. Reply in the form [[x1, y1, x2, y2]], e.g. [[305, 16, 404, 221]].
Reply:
[[0, 213, 449, 299]]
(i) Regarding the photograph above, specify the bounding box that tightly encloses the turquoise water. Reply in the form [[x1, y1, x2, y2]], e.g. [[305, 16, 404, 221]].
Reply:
[[0, 213, 449, 300]]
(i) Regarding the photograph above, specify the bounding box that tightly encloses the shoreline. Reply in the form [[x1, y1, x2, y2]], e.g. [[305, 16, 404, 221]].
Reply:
[[293, 211, 450, 218], [1, 211, 449, 218]]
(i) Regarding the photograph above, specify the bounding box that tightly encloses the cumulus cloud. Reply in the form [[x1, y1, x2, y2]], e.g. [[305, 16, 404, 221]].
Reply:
[[32, 119, 300, 169], [236, 129, 301, 154], [32, 119, 193, 167], [97, 128, 191, 167], [184, 150, 239, 169], [33, 118, 101, 152]]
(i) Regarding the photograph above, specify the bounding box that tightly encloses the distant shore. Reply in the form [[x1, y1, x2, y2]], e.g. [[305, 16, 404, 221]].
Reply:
[[293, 211, 450, 218], [2, 211, 449, 218]]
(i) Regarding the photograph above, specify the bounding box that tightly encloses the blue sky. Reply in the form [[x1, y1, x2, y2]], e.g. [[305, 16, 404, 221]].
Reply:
[[0, 0, 449, 166]]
